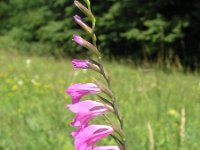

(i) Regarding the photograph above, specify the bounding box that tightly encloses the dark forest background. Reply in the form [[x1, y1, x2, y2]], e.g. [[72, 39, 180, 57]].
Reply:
[[0, 0, 200, 69]]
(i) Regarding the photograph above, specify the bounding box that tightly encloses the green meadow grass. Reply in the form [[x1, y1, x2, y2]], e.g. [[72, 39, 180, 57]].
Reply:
[[0, 50, 200, 150]]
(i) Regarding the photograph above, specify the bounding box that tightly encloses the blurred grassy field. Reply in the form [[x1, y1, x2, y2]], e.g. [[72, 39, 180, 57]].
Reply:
[[0, 50, 200, 150]]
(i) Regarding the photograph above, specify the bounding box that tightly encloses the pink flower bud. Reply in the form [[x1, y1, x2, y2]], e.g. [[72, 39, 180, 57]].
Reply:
[[72, 59, 90, 69], [66, 83, 101, 103], [73, 15, 93, 34], [73, 35, 84, 46], [72, 35, 101, 56], [72, 59, 101, 72], [74, 125, 114, 150], [73, 15, 82, 22]]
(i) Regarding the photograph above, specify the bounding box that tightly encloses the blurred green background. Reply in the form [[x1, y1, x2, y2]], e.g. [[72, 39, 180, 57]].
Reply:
[[0, 0, 200, 150], [0, 0, 200, 68]]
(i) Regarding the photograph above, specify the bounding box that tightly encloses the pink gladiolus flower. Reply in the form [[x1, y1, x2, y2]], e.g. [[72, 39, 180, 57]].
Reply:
[[72, 59, 89, 69], [67, 100, 108, 136], [74, 125, 114, 150], [93, 146, 120, 150], [73, 35, 84, 46], [66, 83, 101, 103]]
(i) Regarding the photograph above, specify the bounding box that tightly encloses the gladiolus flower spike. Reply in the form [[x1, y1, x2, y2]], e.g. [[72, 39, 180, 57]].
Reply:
[[66, 0, 126, 150]]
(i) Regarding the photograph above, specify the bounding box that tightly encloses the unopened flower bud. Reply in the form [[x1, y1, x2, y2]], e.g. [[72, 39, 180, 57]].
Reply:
[[72, 59, 89, 69], [73, 15, 93, 34], [72, 59, 101, 73], [95, 80, 113, 98], [72, 35, 101, 56], [74, 0, 95, 22], [73, 35, 84, 46]]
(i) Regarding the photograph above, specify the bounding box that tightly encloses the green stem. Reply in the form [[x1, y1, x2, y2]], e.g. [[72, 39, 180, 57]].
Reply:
[[89, 5, 126, 150]]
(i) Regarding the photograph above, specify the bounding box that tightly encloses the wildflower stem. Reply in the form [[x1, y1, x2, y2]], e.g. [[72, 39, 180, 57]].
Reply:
[[113, 100, 123, 129], [147, 123, 155, 150], [91, 26, 126, 150], [103, 114, 123, 138], [110, 134, 126, 150], [180, 108, 185, 148], [87, 2, 126, 149]]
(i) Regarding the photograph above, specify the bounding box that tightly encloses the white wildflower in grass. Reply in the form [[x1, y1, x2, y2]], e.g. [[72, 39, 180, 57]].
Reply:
[[74, 71, 79, 77], [82, 69, 87, 74], [34, 75, 39, 79], [26, 59, 32, 67], [18, 80, 24, 86], [31, 79, 36, 84]]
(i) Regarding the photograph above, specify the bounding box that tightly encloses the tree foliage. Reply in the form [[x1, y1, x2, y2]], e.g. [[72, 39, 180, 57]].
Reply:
[[0, 0, 199, 67]]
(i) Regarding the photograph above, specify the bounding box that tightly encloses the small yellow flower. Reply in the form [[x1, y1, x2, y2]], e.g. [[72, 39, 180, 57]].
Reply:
[[31, 79, 41, 87], [12, 85, 18, 91], [34, 82, 41, 87], [65, 95, 70, 99], [26, 59, 32, 67], [6, 79, 13, 84], [168, 109, 179, 118], [44, 84, 53, 89], [18, 108, 24, 114], [81, 77, 89, 83], [151, 82, 157, 88]]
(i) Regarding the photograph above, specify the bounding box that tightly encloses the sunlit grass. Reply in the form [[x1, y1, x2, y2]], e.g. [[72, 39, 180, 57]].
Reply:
[[0, 50, 200, 150]]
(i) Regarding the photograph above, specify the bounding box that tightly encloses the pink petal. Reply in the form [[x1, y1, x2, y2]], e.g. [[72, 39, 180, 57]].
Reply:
[[67, 100, 106, 113], [67, 100, 108, 137], [74, 125, 113, 150], [66, 83, 101, 103]]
